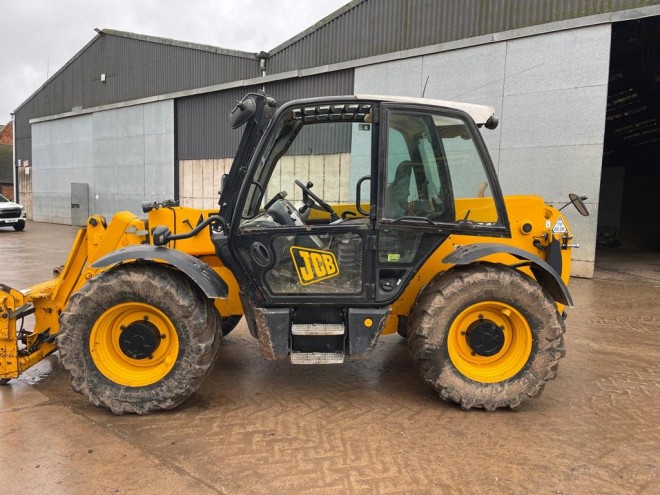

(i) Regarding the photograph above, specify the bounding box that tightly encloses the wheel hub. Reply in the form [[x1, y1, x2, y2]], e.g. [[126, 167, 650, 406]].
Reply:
[[466, 319, 505, 357], [119, 320, 161, 360]]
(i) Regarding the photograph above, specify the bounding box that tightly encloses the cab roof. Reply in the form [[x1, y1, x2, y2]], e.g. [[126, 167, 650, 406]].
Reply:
[[355, 94, 497, 126]]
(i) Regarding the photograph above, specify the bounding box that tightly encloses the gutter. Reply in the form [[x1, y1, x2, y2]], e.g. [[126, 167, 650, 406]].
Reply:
[[11, 113, 17, 204]]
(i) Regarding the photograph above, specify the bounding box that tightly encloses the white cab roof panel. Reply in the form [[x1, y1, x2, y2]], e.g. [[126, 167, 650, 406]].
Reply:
[[356, 94, 496, 125]]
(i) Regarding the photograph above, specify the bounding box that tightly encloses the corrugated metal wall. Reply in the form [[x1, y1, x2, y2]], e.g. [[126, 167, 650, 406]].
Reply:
[[267, 0, 660, 72], [15, 33, 260, 164], [176, 86, 261, 161], [17, 0, 660, 165], [176, 70, 354, 160]]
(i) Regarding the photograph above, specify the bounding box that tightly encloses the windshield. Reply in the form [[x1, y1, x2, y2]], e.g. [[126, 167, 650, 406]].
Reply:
[[0, 194, 9, 203]]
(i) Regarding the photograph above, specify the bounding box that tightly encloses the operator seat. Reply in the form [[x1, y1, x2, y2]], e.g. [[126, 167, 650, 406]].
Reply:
[[385, 160, 416, 218]]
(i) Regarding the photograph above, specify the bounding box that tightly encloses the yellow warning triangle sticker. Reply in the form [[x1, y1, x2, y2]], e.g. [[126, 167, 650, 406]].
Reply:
[[552, 217, 568, 234]]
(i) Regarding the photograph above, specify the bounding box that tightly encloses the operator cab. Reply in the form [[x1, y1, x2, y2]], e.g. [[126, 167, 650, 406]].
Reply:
[[215, 94, 508, 363]]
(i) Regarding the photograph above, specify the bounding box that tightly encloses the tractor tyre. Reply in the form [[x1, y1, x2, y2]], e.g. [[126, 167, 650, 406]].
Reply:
[[221, 315, 242, 336], [407, 262, 565, 410], [58, 264, 221, 414]]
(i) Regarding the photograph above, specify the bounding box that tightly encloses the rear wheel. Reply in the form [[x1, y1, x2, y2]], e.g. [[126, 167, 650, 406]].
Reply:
[[13, 221, 25, 231], [58, 265, 221, 414], [407, 263, 565, 410]]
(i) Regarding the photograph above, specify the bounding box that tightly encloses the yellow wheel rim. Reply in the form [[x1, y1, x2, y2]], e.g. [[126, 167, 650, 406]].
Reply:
[[447, 301, 532, 383], [89, 302, 179, 387]]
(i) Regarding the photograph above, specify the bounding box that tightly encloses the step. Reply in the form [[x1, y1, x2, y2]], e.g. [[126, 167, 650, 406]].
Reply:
[[290, 352, 345, 365], [291, 323, 345, 336]]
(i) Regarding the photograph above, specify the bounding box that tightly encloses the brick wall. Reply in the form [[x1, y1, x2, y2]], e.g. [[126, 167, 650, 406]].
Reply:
[[0, 184, 13, 199], [0, 122, 12, 145]]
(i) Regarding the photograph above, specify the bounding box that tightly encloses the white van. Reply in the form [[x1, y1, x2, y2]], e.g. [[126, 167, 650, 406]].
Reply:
[[0, 194, 26, 231]]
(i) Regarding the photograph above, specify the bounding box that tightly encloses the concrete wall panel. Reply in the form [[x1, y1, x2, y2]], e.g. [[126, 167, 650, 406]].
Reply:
[[72, 141, 93, 168], [116, 105, 144, 137], [71, 115, 93, 142], [144, 132, 174, 166], [354, 24, 612, 277], [117, 136, 144, 167], [357, 58, 423, 98], [500, 86, 609, 149], [498, 145, 604, 204], [50, 118, 72, 145], [503, 25, 611, 96], [31, 124, 51, 148], [144, 102, 174, 134], [32, 169, 52, 194], [32, 193, 52, 223], [422, 43, 507, 101], [31, 100, 173, 223], [93, 110, 118, 140]]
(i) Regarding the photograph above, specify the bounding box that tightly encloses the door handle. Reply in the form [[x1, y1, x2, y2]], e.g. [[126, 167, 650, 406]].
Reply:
[[250, 242, 272, 267]]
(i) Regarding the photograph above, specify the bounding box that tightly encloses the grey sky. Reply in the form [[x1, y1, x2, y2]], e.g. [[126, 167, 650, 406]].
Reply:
[[0, 0, 348, 124]]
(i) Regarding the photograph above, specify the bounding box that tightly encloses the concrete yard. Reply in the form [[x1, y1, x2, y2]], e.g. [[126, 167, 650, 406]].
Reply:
[[1, 222, 658, 494]]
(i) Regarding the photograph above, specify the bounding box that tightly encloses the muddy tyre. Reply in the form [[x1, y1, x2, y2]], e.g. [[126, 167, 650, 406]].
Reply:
[[407, 263, 565, 410], [58, 265, 221, 414]]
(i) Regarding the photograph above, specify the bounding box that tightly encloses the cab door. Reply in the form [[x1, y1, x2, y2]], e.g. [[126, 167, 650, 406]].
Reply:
[[373, 104, 509, 303], [229, 100, 378, 306]]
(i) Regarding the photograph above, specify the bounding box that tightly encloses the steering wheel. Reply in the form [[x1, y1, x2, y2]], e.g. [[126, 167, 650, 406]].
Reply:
[[295, 180, 339, 221], [266, 197, 305, 226]]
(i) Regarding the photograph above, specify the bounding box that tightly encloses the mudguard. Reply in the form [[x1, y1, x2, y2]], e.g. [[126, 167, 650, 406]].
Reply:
[[91, 245, 228, 299], [442, 243, 573, 306]]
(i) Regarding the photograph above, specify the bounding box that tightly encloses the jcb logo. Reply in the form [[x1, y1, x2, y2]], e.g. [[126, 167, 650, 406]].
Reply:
[[290, 246, 339, 285]]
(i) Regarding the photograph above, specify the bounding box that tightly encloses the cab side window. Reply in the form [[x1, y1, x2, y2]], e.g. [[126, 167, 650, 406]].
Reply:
[[383, 112, 452, 223], [382, 110, 499, 226]]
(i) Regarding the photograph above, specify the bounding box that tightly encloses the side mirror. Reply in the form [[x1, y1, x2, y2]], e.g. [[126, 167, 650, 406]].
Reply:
[[229, 95, 257, 129], [219, 173, 228, 194], [569, 193, 589, 217]]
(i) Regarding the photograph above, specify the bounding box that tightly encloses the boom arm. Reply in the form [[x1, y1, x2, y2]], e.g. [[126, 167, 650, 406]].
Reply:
[[0, 212, 148, 381]]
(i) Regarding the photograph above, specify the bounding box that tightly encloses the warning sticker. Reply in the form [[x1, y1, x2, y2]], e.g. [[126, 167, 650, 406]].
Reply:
[[552, 217, 568, 234]]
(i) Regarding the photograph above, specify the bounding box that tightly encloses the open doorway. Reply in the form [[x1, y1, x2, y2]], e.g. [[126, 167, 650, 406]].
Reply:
[[598, 16, 660, 278]]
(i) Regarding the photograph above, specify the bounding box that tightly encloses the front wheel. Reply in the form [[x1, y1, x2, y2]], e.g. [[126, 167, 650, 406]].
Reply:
[[58, 265, 221, 414], [407, 263, 565, 410], [13, 221, 25, 231]]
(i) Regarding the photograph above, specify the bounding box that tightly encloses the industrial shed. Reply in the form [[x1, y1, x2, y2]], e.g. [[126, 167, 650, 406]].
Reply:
[[12, 0, 660, 277]]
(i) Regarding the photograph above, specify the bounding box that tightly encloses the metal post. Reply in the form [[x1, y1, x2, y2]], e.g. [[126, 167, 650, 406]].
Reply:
[[10, 112, 17, 203]]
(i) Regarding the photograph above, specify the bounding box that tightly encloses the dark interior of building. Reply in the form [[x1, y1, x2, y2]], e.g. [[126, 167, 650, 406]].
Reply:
[[600, 17, 660, 255]]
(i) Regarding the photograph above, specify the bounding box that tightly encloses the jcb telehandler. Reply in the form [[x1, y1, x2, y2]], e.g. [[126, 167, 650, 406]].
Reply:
[[0, 93, 588, 414]]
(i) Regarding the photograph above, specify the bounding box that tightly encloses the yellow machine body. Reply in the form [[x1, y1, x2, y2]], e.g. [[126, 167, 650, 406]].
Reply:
[[0, 194, 573, 381]]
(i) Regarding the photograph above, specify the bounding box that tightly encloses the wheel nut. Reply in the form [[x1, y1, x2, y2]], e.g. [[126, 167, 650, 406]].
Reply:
[[143, 316, 149, 321], [148, 355, 153, 360], [120, 325, 126, 331], [160, 334, 166, 339]]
